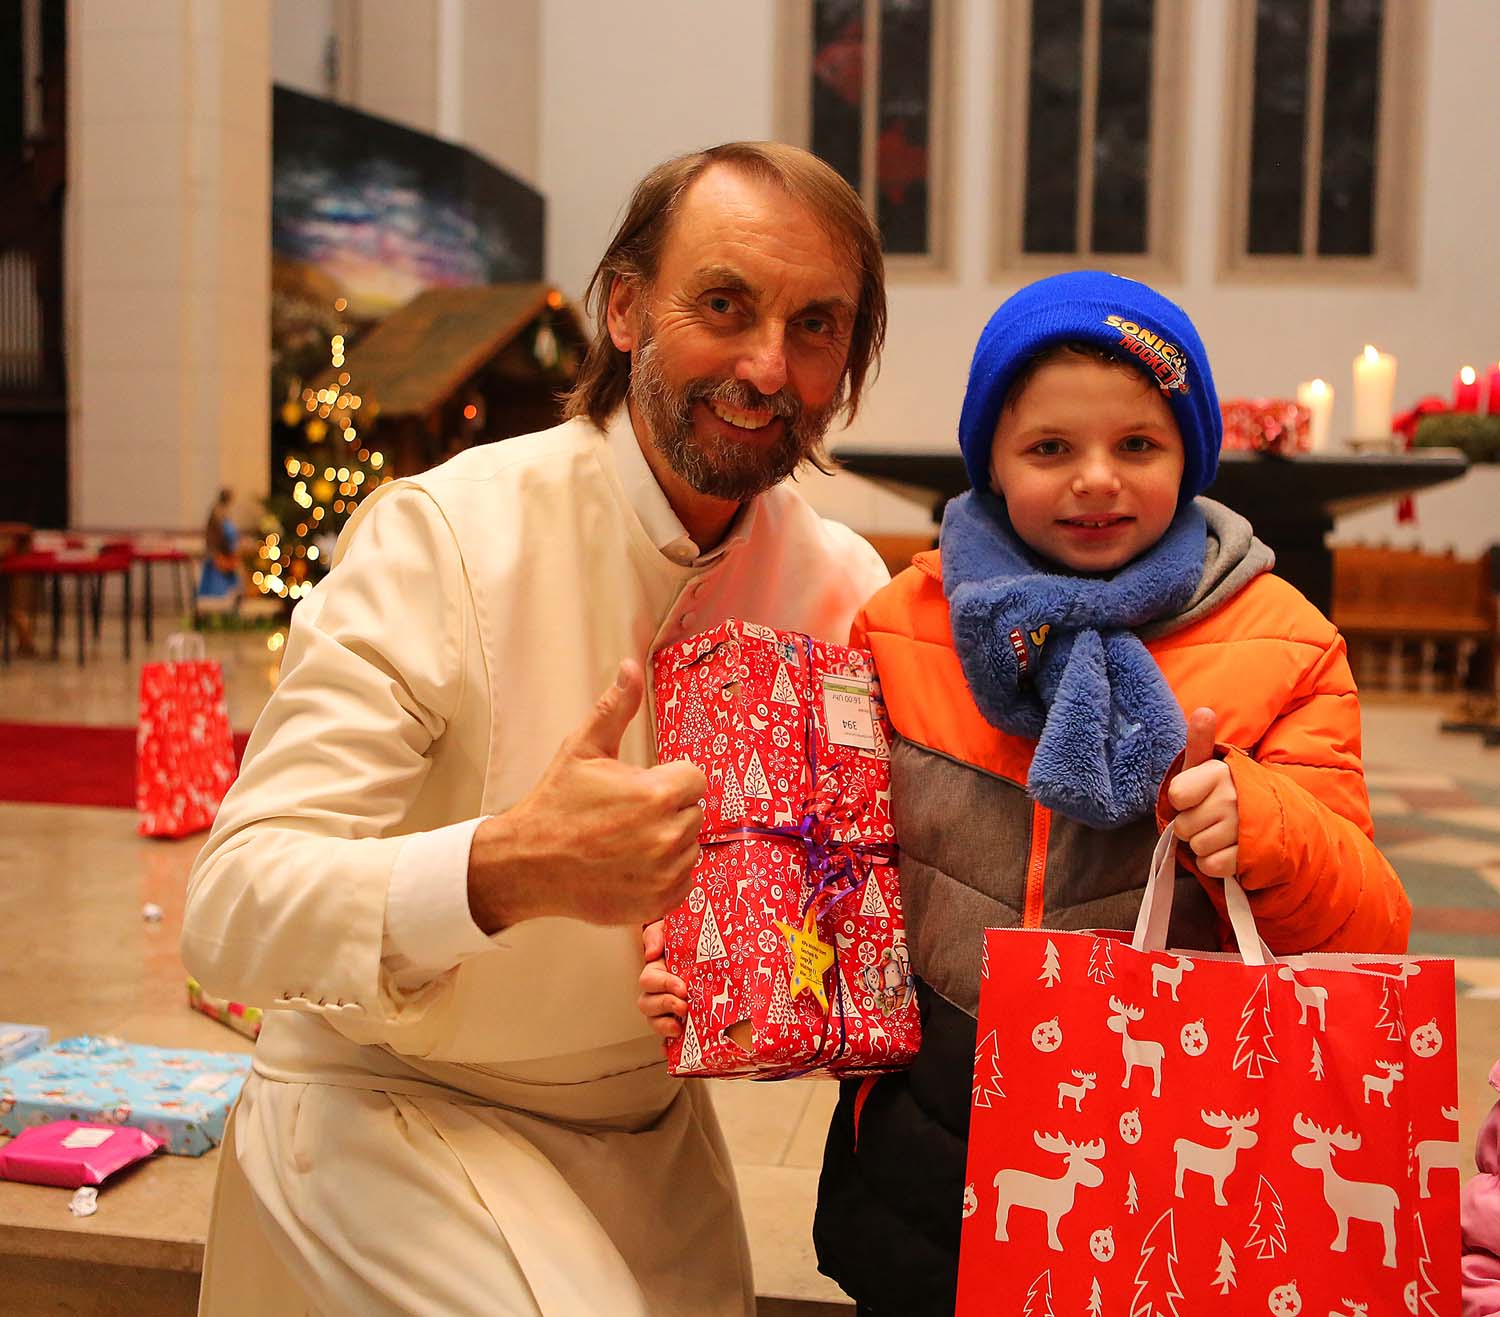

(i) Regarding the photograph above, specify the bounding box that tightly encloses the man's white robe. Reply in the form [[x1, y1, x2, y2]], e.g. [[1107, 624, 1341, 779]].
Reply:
[[183, 413, 888, 1315]]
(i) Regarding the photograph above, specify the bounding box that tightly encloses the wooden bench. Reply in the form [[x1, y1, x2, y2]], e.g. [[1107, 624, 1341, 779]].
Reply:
[[861, 533, 935, 578], [1332, 544, 1499, 696]]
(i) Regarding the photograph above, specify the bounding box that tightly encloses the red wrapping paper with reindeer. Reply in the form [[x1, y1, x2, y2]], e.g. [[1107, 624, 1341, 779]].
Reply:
[[651, 619, 918, 1079], [956, 829, 1461, 1316]]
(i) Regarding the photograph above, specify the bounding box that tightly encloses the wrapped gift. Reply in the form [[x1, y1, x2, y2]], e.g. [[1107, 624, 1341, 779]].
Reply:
[[0, 1120, 161, 1188], [0, 1036, 251, 1156], [653, 620, 919, 1080], [0, 1023, 49, 1068], [1220, 397, 1311, 454], [187, 977, 263, 1041]]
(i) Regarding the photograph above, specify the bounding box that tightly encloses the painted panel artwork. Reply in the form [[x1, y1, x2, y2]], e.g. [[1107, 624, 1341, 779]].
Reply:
[[272, 86, 543, 318], [271, 87, 545, 397]]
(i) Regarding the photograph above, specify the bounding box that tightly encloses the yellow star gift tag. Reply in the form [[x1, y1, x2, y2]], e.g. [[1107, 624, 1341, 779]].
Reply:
[[776, 909, 835, 1012]]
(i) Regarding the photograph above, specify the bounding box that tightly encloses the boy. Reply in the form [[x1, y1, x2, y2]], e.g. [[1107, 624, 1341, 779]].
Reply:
[[639, 272, 1410, 1314]]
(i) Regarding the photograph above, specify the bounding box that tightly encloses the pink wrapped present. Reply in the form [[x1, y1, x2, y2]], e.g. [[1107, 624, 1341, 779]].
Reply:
[[652, 620, 920, 1080], [0, 1120, 160, 1188]]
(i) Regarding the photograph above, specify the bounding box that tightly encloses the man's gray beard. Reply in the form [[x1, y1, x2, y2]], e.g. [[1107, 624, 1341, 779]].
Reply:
[[629, 332, 840, 502]]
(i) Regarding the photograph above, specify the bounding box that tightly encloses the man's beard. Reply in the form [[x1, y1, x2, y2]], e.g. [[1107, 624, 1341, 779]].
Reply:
[[629, 326, 841, 502]]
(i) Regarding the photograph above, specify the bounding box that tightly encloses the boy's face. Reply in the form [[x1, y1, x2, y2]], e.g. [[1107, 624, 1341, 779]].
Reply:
[[987, 355, 1186, 574]]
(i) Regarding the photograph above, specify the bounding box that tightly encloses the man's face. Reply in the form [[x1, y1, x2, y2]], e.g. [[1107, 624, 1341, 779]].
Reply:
[[609, 166, 860, 502]]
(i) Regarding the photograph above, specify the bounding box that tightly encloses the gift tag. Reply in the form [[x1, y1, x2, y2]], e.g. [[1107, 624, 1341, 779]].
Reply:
[[777, 909, 836, 1011], [821, 676, 876, 751], [61, 1127, 115, 1150]]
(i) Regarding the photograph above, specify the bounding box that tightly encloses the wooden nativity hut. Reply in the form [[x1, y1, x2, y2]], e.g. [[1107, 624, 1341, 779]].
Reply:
[[316, 282, 588, 476]]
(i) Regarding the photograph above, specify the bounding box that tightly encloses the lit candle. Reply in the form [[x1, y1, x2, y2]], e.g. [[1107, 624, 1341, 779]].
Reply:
[[1486, 362, 1500, 416], [1453, 365, 1482, 412], [1351, 344, 1397, 440], [1295, 378, 1334, 452]]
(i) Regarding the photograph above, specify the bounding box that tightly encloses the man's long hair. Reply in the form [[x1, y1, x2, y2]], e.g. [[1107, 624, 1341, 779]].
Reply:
[[562, 142, 887, 469]]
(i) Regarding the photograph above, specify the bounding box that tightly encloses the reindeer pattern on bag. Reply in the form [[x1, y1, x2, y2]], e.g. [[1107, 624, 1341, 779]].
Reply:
[[956, 931, 1462, 1315]]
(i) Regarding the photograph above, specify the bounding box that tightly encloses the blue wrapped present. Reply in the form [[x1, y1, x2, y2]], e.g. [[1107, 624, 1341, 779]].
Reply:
[[0, 1023, 49, 1068], [0, 1036, 251, 1156]]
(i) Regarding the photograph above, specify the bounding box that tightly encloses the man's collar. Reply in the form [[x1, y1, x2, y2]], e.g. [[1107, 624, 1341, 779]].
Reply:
[[604, 408, 749, 566]]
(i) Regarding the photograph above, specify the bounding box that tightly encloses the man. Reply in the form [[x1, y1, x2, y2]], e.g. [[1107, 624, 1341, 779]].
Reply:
[[183, 142, 890, 1316]]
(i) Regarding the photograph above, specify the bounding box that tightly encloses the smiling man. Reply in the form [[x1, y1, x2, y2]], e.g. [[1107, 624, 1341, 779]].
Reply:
[[183, 143, 890, 1317]]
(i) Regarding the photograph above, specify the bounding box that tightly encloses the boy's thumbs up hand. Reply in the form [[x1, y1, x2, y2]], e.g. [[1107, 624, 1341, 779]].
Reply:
[[1180, 706, 1218, 774], [1166, 707, 1240, 880], [467, 660, 708, 932]]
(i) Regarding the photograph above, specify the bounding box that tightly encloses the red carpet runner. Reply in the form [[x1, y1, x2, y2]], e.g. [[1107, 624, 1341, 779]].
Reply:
[[0, 722, 250, 809]]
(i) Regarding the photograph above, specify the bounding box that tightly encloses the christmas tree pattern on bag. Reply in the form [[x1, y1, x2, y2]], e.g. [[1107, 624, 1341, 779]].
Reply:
[[651, 620, 916, 1079], [955, 930, 1462, 1314]]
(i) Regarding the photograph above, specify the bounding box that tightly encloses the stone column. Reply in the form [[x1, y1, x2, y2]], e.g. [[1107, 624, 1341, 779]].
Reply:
[[68, 0, 269, 531]]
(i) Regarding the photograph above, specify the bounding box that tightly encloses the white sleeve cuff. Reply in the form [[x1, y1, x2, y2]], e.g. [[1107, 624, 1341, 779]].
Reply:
[[382, 817, 498, 991]]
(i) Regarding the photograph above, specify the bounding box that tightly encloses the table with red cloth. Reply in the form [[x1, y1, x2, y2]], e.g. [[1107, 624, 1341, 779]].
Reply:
[[0, 545, 133, 665], [129, 542, 197, 639]]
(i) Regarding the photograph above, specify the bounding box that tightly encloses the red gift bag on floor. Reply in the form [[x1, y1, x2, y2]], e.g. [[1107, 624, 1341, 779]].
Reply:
[[136, 634, 237, 838], [956, 829, 1461, 1316]]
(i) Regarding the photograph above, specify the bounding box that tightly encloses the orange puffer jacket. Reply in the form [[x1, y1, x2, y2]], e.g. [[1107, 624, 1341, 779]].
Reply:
[[812, 546, 1409, 1315], [859, 548, 1410, 954]]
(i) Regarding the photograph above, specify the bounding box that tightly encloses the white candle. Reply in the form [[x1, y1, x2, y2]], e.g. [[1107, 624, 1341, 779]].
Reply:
[[1296, 378, 1333, 452], [1351, 344, 1397, 440]]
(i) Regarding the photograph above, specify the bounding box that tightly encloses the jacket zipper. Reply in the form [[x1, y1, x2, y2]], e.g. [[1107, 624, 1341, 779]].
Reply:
[[1023, 801, 1051, 928], [856, 801, 1050, 1153]]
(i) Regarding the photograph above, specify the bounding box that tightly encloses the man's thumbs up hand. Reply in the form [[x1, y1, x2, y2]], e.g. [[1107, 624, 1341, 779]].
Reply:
[[1165, 707, 1240, 880], [467, 661, 708, 933], [569, 660, 645, 761]]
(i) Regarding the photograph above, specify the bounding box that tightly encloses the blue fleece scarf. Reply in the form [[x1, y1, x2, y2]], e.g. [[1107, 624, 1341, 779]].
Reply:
[[941, 491, 1208, 829]]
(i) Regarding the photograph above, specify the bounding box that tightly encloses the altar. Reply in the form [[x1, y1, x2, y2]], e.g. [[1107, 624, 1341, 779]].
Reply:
[[834, 448, 1471, 613]]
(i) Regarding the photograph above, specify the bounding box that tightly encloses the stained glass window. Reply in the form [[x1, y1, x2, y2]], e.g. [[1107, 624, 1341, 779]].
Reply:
[[1022, 0, 1084, 254], [1317, 0, 1382, 256], [806, 0, 946, 261], [1001, 0, 1176, 267], [1234, 0, 1412, 274]]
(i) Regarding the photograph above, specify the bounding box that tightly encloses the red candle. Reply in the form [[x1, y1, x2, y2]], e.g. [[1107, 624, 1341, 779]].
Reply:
[[1453, 365, 1482, 411], [1487, 362, 1500, 415]]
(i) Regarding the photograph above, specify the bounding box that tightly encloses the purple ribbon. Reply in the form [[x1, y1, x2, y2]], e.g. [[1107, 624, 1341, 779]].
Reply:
[[701, 775, 895, 917]]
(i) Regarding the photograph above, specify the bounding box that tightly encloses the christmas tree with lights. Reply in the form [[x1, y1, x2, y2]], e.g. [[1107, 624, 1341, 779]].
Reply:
[[257, 297, 393, 605]]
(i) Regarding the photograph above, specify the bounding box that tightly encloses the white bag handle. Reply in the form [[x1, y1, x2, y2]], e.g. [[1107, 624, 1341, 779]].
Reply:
[[165, 632, 206, 662], [1131, 825, 1272, 966]]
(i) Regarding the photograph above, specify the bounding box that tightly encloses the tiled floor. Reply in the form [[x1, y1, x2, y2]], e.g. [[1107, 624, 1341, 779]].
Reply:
[[1364, 705, 1500, 987], [1, 629, 1497, 1311]]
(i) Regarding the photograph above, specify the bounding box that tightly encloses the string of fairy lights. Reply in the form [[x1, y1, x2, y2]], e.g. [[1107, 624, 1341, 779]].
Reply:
[[255, 297, 394, 603]]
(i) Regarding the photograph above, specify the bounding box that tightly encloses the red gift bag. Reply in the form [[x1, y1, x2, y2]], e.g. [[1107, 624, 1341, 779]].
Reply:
[[652, 620, 919, 1080], [136, 634, 237, 838], [957, 829, 1461, 1315]]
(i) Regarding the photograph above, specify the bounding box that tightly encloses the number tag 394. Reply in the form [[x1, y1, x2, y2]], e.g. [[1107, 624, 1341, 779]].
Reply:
[[821, 675, 877, 751]]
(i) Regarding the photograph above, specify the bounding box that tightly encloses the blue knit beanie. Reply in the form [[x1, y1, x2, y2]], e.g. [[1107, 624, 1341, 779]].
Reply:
[[957, 271, 1221, 503]]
